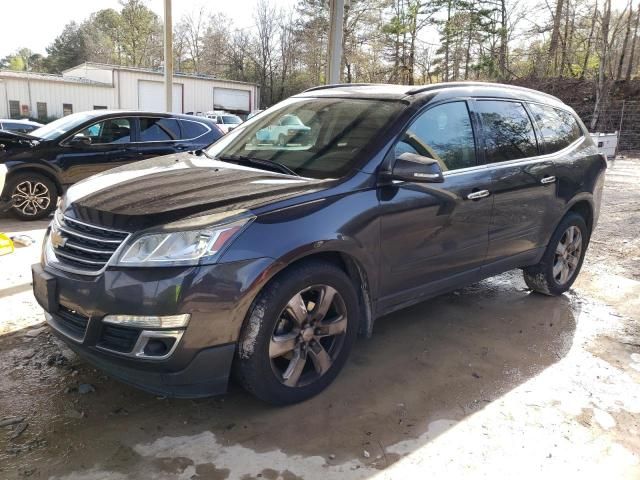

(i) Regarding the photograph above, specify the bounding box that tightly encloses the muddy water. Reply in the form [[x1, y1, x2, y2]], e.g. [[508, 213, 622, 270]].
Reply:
[[0, 158, 639, 479]]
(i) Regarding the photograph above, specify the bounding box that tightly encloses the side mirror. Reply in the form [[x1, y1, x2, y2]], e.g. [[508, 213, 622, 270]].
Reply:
[[391, 152, 444, 183], [68, 135, 91, 147]]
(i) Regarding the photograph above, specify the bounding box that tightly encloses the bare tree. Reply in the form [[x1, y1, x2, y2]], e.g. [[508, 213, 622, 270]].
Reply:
[[626, 3, 640, 80], [591, 0, 612, 130]]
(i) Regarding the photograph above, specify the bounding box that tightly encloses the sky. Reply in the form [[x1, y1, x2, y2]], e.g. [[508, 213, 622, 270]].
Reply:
[[0, 0, 632, 60], [0, 0, 297, 58]]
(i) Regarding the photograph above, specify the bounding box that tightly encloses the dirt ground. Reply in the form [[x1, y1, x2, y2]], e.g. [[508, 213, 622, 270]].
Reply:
[[0, 158, 639, 480]]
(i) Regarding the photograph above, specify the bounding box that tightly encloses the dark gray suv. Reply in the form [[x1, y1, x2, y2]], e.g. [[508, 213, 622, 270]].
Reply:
[[32, 83, 606, 404]]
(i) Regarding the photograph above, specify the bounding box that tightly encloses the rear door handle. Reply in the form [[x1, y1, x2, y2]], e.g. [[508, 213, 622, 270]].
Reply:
[[541, 176, 556, 184], [467, 190, 491, 200]]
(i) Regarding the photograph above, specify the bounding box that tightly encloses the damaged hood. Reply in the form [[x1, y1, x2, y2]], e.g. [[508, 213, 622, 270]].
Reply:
[[65, 153, 329, 230], [0, 130, 40, 151]]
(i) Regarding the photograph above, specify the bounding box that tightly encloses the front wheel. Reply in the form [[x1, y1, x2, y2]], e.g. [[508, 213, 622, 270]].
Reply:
[[8, 173, 57, 221], [235, 260, 359, 405], [523, 212, 589, 295]]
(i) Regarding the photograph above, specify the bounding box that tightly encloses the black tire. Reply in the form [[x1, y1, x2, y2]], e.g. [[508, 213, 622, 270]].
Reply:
[[523, 212, 589, 296], [7, 173, 57, 221], [235, 260, 360, 405]]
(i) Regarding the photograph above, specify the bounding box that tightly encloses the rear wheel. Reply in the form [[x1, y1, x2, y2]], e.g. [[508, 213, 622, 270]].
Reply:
[[523, 212, 589, 295], [8, 173, 57, 221], [235, 260, 359, 405]]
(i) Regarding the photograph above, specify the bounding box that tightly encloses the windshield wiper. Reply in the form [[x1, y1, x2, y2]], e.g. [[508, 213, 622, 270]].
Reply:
[[216, 154, 300, 177]]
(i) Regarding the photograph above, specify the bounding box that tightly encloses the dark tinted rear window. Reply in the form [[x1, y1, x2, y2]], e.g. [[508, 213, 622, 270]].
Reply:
[[140, 118, 181, 141], [180, 120, 209, 139], [528, 103, 582, 153], [476, 100, 538, 162]]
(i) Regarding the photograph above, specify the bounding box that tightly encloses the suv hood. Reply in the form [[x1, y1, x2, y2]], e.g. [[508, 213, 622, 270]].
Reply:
[[65, 153, 329, 230]]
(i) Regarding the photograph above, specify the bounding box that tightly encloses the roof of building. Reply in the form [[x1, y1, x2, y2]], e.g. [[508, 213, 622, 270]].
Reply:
[[0, 70, 113, 87], [63, 62, 259, 87]]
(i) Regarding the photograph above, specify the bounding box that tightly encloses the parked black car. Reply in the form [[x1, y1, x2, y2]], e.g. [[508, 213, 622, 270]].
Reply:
[[32, 83, 606, 404], [0, 111, 223, 220]]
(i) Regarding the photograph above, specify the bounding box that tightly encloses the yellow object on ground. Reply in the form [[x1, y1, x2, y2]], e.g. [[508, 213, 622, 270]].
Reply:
[[0, 233, 14, 256]]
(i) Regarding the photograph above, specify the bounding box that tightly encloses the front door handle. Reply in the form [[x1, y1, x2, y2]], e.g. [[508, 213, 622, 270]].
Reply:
[[467, 189, 491, 200], [541, 175, 556, 184]]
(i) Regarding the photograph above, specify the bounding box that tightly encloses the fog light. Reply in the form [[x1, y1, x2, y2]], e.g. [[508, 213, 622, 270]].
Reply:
[[103, 314, 190, 329], [144, 338, 176, 357]]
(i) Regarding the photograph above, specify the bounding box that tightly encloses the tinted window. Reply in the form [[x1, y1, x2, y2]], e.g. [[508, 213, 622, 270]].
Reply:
[[395, 101, 476, 171], [3, 122, 36, 133], [180, 120, 209, 139], [476, 100, 538, 162], [76, 118, 132, 144], [222, 115, 242, 124], [528, 103, 582, 153], [140, 118, 181, 141]]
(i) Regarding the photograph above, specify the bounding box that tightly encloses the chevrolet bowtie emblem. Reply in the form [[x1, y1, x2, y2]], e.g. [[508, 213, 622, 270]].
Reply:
[[50, 229, 67, 249]]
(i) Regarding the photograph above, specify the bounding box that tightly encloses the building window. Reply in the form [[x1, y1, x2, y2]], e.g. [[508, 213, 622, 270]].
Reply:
[[93, 105, 107, 110], [9, 100, 20, 119], [63, 104, 73, 116], [36, 102, 47, 121]]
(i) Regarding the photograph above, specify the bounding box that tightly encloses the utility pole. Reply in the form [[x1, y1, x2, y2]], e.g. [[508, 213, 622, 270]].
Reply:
[[164, 0, 173, 112], [326, 0, 344, 84]]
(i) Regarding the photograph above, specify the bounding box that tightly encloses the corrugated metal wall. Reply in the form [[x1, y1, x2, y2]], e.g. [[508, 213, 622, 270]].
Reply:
[[0, 77, 115, 119], [116, 70, 259, 113], [1, 66, 260, 120]]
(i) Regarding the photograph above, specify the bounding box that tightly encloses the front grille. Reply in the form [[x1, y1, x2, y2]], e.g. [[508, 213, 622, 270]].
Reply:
[[56, 305, 89, 340], [98, 324, 140, 353], [48, 213, 129, 274]]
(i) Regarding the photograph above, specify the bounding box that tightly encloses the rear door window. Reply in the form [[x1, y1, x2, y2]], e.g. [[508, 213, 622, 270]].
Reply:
[[395, 101, 477, 171], [476, 100, 538, 162], [528, 103, 583, 153], [139, 118, 181, 141]]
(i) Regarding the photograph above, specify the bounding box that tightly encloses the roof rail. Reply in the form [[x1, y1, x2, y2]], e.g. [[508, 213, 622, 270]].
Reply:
[[407, 81, 563, 103], [302, 83, 375, 93]]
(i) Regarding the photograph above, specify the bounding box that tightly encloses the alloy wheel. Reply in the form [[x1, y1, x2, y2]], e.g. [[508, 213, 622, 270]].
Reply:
[[553, 225, 582, 285], [269, 285, 348, 388], [11, 181, 51, 217]]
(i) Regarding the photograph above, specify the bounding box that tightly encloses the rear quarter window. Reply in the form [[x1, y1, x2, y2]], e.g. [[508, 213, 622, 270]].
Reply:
[[140, 118, 181, 141], [528, 103, 583, 153], [180, 120, 209, 139]]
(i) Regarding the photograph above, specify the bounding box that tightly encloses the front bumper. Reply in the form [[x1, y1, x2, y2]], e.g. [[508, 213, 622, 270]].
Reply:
[[32, 255, 274, 398]]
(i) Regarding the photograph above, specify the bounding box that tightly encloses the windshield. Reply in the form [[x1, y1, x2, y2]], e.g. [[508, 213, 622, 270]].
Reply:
[[222, 116, 242, 124], [207, 97, 404, 179], [30, 112, 98, 140]]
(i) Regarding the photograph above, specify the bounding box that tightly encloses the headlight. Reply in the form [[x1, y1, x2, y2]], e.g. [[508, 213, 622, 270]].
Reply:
[[114, 217, 251, 266]]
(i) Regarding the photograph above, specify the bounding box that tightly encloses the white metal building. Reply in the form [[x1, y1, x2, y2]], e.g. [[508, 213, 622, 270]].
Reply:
[[0, 62, 259, 120]]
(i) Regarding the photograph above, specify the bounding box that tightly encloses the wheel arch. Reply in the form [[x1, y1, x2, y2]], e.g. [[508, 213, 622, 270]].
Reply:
[[244, 249, 375, 341], [567, 199, 594, 233], [4, 165, 63, 197]]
